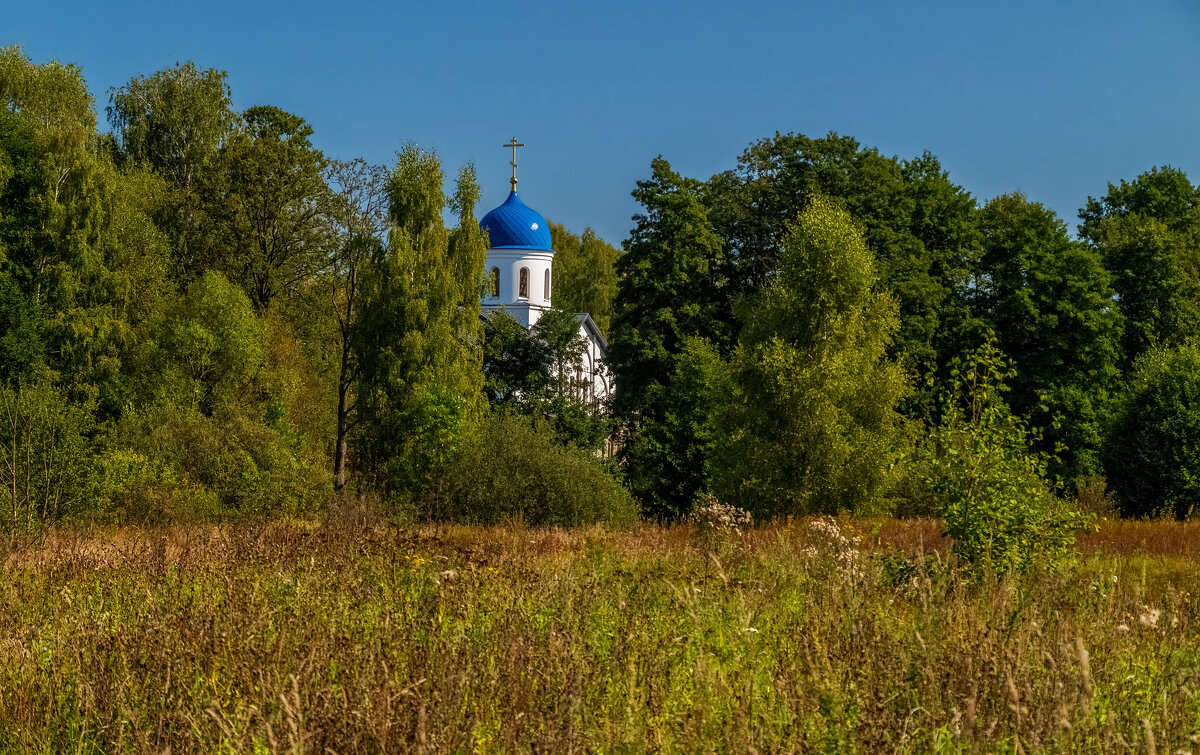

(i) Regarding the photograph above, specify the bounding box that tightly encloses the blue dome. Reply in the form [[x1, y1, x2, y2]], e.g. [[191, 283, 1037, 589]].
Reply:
[[479, 191, 553, 251]]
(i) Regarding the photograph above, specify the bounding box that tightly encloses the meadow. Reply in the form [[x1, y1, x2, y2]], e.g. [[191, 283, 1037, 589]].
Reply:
[[3, 512, 1200, 753]]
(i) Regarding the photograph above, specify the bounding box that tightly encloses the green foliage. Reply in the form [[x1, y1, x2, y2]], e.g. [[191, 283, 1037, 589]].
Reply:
[[482, 308, 610, 451], [120, 404, 326, 516], [0, 274, 48, 385], [1079, 167, 1200, 365], [611, 158, 729, 409], [923, 338, 1085, 572], [549, 222, 620, 334], [707, 197, 910, 519], [1103, 345, 1200, 519], [0, 381, 96, 530], [106, 61, 233, 188], [353, 145, 485, 494], [705, 134, 980, 417], [620, 336, 727, 518], [204, 106, 333, 309], [975, 193, 1123, 481], [433, 414, 638, 527], [151, 270, 264, 411], [321, 158, 391, 490], [609, 157, 730, 516]]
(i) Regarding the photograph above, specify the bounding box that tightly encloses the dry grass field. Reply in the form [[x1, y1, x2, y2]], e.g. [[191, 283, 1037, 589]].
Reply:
[[2, 513, 1200, 753]]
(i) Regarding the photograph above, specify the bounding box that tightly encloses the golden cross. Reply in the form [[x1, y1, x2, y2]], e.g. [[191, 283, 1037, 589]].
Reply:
[[503, 136, 524, 190]]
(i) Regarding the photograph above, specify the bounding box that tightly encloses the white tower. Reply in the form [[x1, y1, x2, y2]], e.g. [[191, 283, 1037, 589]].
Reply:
[[478, 137, 555, 328], [477, 138, 612, 410]]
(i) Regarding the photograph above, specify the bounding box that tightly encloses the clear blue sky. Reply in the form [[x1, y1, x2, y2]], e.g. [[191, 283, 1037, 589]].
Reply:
[[6, 0, 1200, 244]]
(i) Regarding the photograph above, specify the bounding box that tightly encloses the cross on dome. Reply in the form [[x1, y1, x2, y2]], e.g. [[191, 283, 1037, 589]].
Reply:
[[504, 136, 524, 190]]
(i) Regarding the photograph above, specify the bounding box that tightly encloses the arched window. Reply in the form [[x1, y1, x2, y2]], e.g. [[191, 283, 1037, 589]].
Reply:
[[544, 268, 551, 300], [489, 267, 500, 297], [519, 267, 529, 298]]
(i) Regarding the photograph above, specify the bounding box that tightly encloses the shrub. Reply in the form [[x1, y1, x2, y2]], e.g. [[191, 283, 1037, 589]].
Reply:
[[1103, 345, 1200, 519], [922, 338, 1086, 573], [0, 381, 96, 530], [120, 404, 327, 517], [432, 414, 638, 527]]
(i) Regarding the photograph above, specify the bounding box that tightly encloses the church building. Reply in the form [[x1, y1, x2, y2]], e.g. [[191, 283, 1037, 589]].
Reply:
[[478, 138, 611, 408]]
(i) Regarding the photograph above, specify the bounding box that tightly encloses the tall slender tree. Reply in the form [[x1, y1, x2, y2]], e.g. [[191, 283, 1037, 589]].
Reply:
[[353, 145, 485, 494], [324, 158, 389, 491]]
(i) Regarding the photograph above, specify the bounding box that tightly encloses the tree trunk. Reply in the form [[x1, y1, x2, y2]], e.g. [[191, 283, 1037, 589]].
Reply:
[[333, 344, 352, 492]]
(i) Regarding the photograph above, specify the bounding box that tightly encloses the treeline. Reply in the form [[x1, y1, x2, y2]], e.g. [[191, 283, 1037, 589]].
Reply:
[[0, 48, 628, 530], [609, 141, 1200, 525], [2, 46, 1198, 538]]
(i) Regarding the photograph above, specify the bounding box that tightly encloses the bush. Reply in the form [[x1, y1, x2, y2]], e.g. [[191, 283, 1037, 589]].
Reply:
[[432, 414, 638, 527], [120, 404, 327, 518], [1104, 345, 1200, 519], [921, 338, 1085, 573], [0, 382, 96, 530]]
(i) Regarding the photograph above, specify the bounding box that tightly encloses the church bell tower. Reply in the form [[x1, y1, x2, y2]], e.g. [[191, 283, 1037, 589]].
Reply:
[[478, 137, 555, 328]]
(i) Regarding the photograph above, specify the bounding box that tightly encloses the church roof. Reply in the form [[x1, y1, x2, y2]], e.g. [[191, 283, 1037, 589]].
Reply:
[[576, 313, 608, 356], [480, 191, 553, 252]]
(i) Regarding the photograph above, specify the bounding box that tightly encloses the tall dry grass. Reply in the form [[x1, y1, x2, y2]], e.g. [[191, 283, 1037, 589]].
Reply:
[[0, 515, 1198, 752]]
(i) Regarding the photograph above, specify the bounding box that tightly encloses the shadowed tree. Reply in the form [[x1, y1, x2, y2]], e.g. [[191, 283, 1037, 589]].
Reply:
[[705, 134, 979, 419], [1079, 167, 1200, 365], [608, 157, 729, 516], [323, 158, 389, 491], [975, 193, 1123, 480]]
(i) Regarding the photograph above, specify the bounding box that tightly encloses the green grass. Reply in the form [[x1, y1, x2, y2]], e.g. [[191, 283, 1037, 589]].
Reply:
[[1, 516, 1199, 752]]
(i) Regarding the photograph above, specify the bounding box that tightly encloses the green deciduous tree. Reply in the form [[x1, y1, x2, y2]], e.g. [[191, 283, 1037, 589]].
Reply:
[[150, 270, 265, 412], [0, 47, 157, 416], [353, 145, 486, 494], [705, 134, 980, 415], [107, 61, 233, 188], [106, 62, 234, 279], [549, 222, 620, 334], [433, 413, 638, 527], [1079, 167, 1200, 365], [608, 157, 729, 516], [482, 307, 609, 451], [923, 338, 1084, 573], [323, 158, 389, 490], [1103, 345, 1200, 519], [205, 106, 333, 309], [975, 193, 1123, 480], [706, 197, 910, 518], [0, 381, 95, 531]]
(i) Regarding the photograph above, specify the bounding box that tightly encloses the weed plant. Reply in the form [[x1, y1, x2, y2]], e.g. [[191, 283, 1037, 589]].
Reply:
[[0, 517, 1197, 752]]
